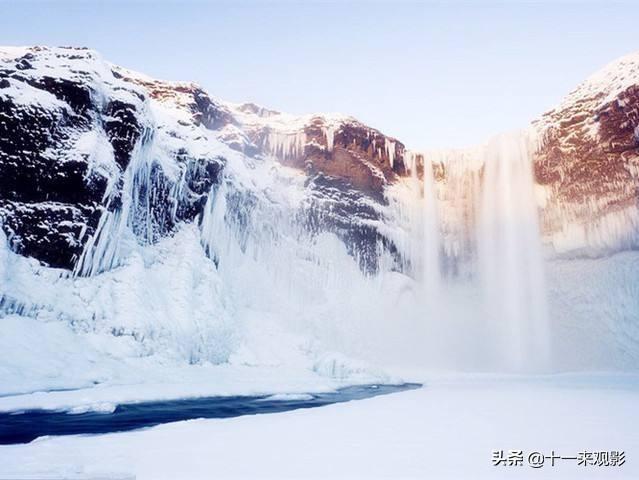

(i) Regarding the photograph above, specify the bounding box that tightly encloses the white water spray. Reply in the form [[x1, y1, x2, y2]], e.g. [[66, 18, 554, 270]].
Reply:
[[402, 131, 550, 372], [421, 155, 441, 298], [477, 131, 550, 371]]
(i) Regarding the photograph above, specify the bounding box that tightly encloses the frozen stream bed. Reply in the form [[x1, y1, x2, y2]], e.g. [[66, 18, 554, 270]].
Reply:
[[0, 373, 637, 479], [0, 383, 420, 444]]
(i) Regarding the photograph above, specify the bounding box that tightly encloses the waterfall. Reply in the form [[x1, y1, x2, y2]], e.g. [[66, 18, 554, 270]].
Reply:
[[63, 106, 551, 372], [477, 131, 550, 371], [399, 150, 441, 292], [403, 132, 550, 372], [74, 127, 155, 277], [421, 155, 441, 298]]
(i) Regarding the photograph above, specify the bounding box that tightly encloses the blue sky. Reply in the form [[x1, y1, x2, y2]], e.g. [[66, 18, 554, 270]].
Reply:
[[2, 0, 638, 149]]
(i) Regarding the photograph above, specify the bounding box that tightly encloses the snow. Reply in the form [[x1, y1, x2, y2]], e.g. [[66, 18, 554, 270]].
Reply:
[[0, 77, 72, 113], [0, 360, 380, 414], [74, 129, 118, 181], [68, 402, 117, 415], [1, 48, 639, 480], [534, 51, 639, 138], [0, 374, 637, 479], [561, 51, 639, 112], [546, 250, 639, 370], [0, 46, 30, 60], [0, 219, 395, 410], [227, 101, 352, 134]]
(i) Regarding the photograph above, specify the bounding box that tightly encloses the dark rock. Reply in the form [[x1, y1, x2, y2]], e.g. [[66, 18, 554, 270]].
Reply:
[[103, 99, 144, 170]]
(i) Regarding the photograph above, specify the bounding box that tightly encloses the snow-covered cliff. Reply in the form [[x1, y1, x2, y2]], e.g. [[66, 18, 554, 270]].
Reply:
[[1, 46, 638, 383], [0, 47, 410, 393], [534, 52, 639, 255], [0, 46, 407, 275]]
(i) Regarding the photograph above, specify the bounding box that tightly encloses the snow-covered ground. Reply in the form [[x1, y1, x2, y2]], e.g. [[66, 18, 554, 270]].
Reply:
[[1, 46, 638, 480], [0, 374, 637, 480]]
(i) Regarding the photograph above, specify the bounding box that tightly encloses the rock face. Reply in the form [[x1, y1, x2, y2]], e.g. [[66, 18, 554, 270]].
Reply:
[[0, 46, 407, 273], [237, 112, 407, 198], [225, 106, 408, 270], [0, 47, 114, 268], [533, 53, 639, 255], [0, 47, 231, 270], [1, 46, 639, 274], [409, 53, 639, 267]]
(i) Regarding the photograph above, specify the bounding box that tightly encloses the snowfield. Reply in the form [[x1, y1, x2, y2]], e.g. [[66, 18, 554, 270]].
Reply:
[[1, 46, 639, 480], [0, 374, 637, 480]]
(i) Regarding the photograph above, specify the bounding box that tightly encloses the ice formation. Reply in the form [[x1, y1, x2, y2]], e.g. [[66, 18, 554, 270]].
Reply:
[[263, 131, 307, 161], [323, 125, 336, 152], [1, 46, 639, 395]]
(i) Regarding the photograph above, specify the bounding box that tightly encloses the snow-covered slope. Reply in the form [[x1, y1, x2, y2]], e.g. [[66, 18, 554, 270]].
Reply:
[[1, 46, 639, 395], [533, 52, 639, 255], [0, 47, 226, 271], [0, 46, 408, 274], [0, 46, 411, 396]]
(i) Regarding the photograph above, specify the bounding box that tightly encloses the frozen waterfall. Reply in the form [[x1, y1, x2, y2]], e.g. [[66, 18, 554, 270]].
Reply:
[[74, 127, 157, 277]]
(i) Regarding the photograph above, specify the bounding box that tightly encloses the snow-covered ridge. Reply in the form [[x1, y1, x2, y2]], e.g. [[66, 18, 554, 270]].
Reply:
[[531, 51, 639, 256], [543, 51, 639, 128], [1, 44, 639, 395], [2, 45, 638, 268], [0, 46, 412, 395]]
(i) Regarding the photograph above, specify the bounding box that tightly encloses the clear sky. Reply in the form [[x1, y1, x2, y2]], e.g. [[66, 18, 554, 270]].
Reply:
[[2, 0, 639, 149]]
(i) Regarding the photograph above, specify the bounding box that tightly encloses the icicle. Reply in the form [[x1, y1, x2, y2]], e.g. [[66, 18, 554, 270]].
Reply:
[[385, 139, 396, 169], [264, 131, 307, 161], [323, 125, 336, 152], [74, 127, 155, 277], [200, 179, 229, 263]]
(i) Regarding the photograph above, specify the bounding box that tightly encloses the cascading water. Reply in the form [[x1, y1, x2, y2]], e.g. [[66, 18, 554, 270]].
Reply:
[[196, 157, 405, 360], [421, 155, 441, 300], [477, 131, 550, 372], [398, 151, 441, 294], [401, 131, 550, 372]]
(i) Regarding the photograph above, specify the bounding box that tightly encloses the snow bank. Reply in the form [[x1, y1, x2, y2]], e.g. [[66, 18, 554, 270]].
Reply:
[[0, 375, 637, 479]]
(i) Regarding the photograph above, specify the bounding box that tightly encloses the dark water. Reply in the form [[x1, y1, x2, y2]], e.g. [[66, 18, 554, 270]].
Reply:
[[0, 383, 421, 445]]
